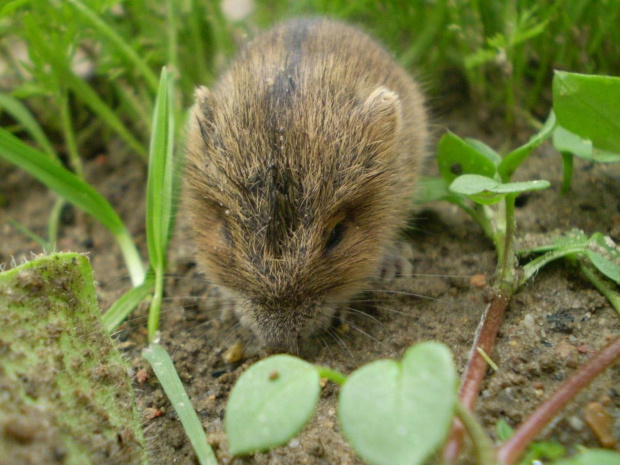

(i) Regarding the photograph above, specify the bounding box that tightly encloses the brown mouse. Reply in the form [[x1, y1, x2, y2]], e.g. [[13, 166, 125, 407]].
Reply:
[[184, 18, 428, 351]]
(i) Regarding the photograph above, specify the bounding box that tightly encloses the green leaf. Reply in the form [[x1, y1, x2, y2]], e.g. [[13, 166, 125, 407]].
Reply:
[[437, 132, 498, 184], [554, 126, 620, 163], [524, 229, 589, 254], [553, 71, 620, 154], [339, 342, 456, 465], [553, 126, 593, 159], [495, 418, 514, 442], [225, 355, 321, 456], [0, 0, 27, 17], [519, 441, 566, 464], [586, 233, 620, 284], [498, 111, 557, 182], [449, 174, 550, 205], [551, 449, 620, 465], [143, 344, 217, 465], [464, 138, 502, 165]]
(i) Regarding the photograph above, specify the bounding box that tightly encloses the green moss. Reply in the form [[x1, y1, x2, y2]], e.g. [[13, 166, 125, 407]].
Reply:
[[0, 253, 147, 465]]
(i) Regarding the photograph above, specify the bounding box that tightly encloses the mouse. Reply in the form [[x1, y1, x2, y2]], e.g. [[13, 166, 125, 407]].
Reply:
[[184, 18, 428, 352]]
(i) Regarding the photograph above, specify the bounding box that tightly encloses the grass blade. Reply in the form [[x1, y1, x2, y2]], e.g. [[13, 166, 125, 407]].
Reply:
[[143, 344, 217, 465], [66, 0, 159, 93], [0, 128, 145, 285], [0, 92, 56, 157], [22, 14, 147, 158], [7, 218, 51, 250], [146, 67, 176, 340], [103, 274, 155, 332]]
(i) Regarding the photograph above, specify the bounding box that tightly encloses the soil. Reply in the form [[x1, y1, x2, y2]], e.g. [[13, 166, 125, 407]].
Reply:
[[1, 105, 619, 464]]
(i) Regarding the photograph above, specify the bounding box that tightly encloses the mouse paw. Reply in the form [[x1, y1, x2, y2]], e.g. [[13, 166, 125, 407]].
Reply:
[[378, 241, 414, 280]]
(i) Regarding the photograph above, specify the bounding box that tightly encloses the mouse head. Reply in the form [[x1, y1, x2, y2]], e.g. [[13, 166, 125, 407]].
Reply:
[[184, 82, 406, 351]]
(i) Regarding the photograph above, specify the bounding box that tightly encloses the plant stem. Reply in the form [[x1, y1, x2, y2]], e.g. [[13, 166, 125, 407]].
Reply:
[[580, 263, 620, 316], [444, 193, 520, 463], [116, 229, 146, 287], [497, 336, 620, 465], [498, 194, 517, 286], [317, 366, 347, 386], [59, 92, 84, 178], [147, 265, 164, 341], [454, 401, 497, 465], [560, 152, 573, 195], [47, 196, 66, 247], [442, 289, 511, 464]]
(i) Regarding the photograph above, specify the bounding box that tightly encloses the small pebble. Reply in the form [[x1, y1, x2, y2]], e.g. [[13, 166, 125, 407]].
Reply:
[[136, 368, 148, 384], [143, 407, 164, 421], [568, 415, 584, 431], [522, 314, 537, 332], [223, 342, 244, 364], [470, 274, 486, 288], [555, 341, 578, 368], [584, 402, 616, 448]]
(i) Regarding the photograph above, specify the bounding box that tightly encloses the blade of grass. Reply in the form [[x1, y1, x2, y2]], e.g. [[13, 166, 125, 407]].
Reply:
[[143, 344, 217, 465], [0, 128, 145, 285], [23, 14, 147, 158], [66, 0, 159, 93], [103, 273, 155, 332], [146, 67, 176, 340], [7, 218, 51, 250], [0, 92, 56, 157], [59, 90, 84, 177], [47, 196, 66, 246]]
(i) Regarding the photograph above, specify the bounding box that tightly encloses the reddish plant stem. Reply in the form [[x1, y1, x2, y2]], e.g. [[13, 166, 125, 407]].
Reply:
[[443, 290, 511, 464], [497, 336, 620, 465]]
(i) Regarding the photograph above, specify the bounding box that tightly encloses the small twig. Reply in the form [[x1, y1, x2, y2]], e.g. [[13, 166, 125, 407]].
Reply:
[[442, 290, 511, 463], [497, 336, 620, 465]]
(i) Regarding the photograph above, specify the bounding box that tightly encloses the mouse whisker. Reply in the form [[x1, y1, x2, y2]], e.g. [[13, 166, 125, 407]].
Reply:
[[372, 304, 416, 317], [332, 315, 387, 350], [342, 306, 383, 326], [325, 327, 355, 360], [371, 289, 451, 303]]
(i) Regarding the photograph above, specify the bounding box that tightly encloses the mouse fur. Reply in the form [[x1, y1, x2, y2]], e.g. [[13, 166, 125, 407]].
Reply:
[[184, 18, 428, 351]]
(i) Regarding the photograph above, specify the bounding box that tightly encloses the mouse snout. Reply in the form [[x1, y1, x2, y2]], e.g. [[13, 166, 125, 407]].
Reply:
[[234, 295, 337, 351]]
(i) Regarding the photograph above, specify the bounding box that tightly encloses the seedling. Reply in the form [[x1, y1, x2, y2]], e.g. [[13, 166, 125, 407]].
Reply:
[[226, 342, 457, 465]]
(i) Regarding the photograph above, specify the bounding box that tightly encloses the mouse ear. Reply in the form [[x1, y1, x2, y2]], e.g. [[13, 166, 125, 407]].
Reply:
[[361, 86, 402, 136], [193, 85, 213, 123]]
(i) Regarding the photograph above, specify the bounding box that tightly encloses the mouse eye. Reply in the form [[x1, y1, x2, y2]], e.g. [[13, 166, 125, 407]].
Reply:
[[325, 222, 346, 252]]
